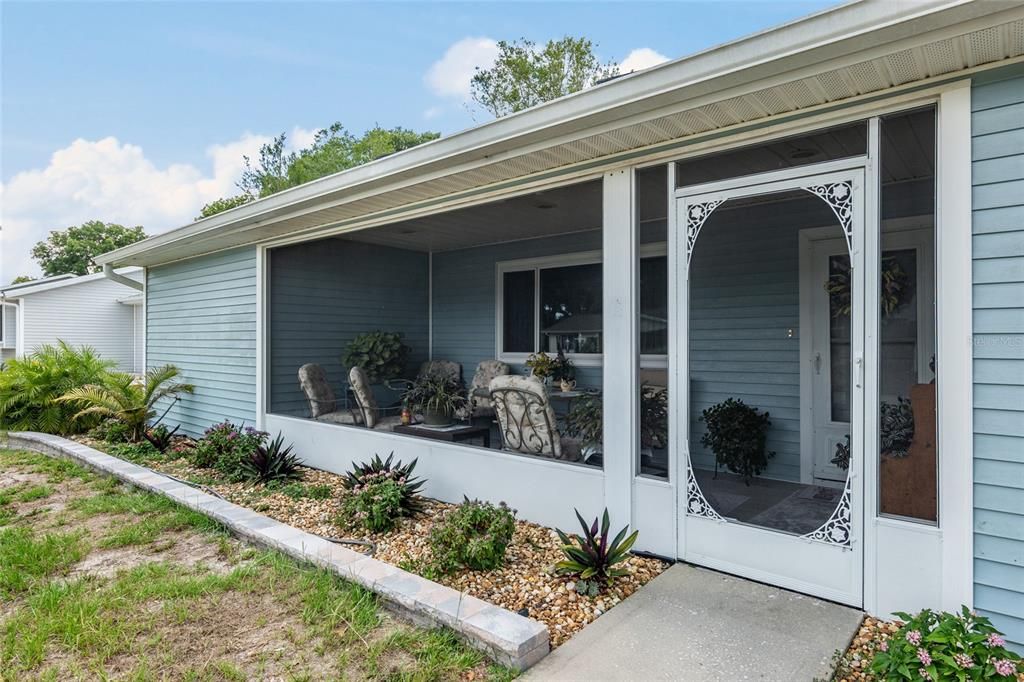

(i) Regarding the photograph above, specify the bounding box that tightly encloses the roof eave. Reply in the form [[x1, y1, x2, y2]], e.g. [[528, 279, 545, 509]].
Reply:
[[96, 0, 1012, 268]]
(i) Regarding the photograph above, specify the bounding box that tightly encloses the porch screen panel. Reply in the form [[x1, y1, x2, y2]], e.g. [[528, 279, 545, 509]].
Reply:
[[540, 263, 602, 354], [877, 107, 938, 523], [502, 270, 535, 353], [687, 188, 849, 536]]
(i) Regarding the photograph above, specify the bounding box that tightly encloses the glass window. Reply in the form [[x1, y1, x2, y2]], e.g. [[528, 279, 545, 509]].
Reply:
[[878, 107, 937, 524], [502, 270, 535, 353], [640, 256, 668, 355], [540, 263, 603, 354]]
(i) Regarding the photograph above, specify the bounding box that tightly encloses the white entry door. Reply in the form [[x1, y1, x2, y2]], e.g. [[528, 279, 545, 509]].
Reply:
[[675, 161, 865, 607], [810, 239, 855, 485]]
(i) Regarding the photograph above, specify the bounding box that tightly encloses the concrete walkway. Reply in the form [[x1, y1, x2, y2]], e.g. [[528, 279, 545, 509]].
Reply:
[[525, 564, 863, 681]]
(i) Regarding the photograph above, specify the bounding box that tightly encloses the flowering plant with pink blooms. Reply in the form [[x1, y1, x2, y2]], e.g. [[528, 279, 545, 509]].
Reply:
[[189, 420, 268, 477], [871, 606, 1020, 681]]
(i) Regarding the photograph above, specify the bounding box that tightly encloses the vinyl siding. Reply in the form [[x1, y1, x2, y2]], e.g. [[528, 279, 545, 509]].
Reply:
[[18, 273, 141, 371], [268, 239, 429, 416], [146, 247, 257, 437], [688, 196, 837, 481], [1, 304, 16, 361], [972, 65, 1024, 651], [431, 230, 605, 390]]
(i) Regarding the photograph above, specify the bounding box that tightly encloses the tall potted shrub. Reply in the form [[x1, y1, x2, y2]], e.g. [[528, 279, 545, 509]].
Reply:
[[699, 398, 774, 485], [342, 331, 411, 383]]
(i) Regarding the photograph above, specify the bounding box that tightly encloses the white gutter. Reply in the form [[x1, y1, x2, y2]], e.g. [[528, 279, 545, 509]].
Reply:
[[94, 0, 1017, 269], [103, 264, 144, 292]]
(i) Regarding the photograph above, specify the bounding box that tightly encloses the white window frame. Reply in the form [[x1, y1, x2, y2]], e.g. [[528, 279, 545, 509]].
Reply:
[[495, 244, 668, 367]]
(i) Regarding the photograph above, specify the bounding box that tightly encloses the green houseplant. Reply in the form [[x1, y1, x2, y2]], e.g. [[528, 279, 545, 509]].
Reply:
[[403, 374, 467, 426], [699, 398, 774, 485], [342, 331, 411, 383]]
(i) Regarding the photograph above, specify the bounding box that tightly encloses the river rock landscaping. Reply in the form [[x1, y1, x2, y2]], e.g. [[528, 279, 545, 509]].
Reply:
[[72, 433, 669, 649]]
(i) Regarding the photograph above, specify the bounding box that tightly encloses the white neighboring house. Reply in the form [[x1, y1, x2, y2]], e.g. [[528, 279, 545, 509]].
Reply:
[[0, 268, 145, 372]]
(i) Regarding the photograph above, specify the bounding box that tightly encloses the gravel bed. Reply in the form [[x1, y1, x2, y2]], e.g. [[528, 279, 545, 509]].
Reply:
[[74, 437, 668, 648]]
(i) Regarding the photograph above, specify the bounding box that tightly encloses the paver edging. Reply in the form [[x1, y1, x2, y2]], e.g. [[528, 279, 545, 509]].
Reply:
[[2, 431, 551, 670]]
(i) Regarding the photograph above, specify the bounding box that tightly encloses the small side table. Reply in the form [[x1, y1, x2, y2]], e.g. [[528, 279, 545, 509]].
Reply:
[[392, 422, 491, 449]]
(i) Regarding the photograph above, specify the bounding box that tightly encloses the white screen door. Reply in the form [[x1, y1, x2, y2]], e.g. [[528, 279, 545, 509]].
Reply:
[[675, 162, 865, 607]]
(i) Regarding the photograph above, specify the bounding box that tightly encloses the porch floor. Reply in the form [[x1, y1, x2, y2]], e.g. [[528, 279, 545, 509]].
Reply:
[[523, 563, 863, 681]]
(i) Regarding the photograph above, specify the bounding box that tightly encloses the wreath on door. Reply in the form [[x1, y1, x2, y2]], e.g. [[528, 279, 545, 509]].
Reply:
[[825, 256, 912, 317]]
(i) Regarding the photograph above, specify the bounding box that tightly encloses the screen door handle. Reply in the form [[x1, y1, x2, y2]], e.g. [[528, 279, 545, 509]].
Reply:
[[814, 353, 822, 374], [855, 355, 864, 388]]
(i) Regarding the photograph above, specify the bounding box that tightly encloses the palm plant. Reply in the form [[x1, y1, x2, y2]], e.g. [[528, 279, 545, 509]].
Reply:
[[58, 365, 194, 441], [0, 341, 114, 435]]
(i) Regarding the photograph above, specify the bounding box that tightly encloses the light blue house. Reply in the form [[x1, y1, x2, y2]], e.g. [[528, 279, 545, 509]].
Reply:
[[98, 0, 1024, 649]]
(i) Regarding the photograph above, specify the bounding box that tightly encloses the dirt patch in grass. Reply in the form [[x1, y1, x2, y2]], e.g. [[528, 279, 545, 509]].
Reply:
[[69, 530, 239, 580], [79, 441, 669, 649], [0, 449, 511, 681]]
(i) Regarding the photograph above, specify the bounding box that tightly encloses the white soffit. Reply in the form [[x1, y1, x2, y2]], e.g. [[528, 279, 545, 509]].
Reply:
[[100, 0, 1024, 267]]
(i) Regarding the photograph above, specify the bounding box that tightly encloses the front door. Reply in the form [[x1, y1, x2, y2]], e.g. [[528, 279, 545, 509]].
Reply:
[[676, 162, 865, 607]]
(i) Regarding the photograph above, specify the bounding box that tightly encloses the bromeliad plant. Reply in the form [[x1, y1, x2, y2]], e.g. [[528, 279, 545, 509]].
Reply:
[[58, 365, 194, 442], [143, 424, 179, 453], [870, 606, 1020, 681], [555, 508, 639, 597], [237, 433, 303, 484], [341, 452, 425, 518]]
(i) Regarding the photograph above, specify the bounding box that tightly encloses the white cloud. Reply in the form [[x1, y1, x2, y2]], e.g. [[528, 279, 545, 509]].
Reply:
[[0, 133, 270, 281], [425, 37, 498, 100], [620, 48, 670, 74], [422, 106, 444, 120], [289, 126, 317, 151]]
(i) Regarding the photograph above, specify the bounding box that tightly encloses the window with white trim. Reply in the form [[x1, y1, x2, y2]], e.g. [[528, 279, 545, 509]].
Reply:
[[497, 248, 667, 363]]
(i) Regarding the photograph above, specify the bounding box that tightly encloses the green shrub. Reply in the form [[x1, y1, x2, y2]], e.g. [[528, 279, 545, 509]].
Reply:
[[236, 433, 303, 484], [699, 398, 774, 484], [106, 441, 160, 464], [190, 421, 267, 475], [341, 453, 425, 517], [429, 497, 516, 573], [0, 341, 114, 434], [59, 365, 193, 442], [342, 331, 410, 382], [555, 508, 638, 596], [88, 418, 132, 444], [340, 477, 405, 532], [870, 606, 1020, 680]]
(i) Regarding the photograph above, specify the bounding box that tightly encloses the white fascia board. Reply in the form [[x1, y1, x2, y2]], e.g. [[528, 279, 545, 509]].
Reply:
[[96, 0, 1003, 269], [1, 267, 142, 297]]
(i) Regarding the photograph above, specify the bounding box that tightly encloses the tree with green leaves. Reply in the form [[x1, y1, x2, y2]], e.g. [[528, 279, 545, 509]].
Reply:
[[196, 194, 254, 220], [30, 221, 147, 277], [471, 37, 618, 118], [239, 123, 440, 199], [9, 275, 34, 285], [200, 123, 440, 218]]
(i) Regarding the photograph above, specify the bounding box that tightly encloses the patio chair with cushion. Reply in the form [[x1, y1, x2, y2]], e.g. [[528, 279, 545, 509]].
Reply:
[[349, 366, 403, 430], [297, 363, 361, 425], [467, 360, 511, 418], [489, 374, 581, 461]]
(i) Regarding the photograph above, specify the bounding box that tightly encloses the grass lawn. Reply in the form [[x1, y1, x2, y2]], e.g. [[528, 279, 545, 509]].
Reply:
[[0, 448, 515, 681]]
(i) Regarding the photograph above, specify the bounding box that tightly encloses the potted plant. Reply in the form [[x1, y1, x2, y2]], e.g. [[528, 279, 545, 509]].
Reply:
[[565, 394, 602, 456], [525, 352, 556, 386], [403, 374, 468, 426], [551, 350, 576, 391], [699, 398, 774, 485], [639, 384, 668, 451], [342, 331, 410, 383]]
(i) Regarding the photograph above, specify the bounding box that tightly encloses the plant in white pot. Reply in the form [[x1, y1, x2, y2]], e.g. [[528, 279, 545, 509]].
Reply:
[[403, 374, 468, 426]]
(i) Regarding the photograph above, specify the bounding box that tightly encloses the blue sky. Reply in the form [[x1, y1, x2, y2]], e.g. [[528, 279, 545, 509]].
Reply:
[[1, 0, 838, 279]]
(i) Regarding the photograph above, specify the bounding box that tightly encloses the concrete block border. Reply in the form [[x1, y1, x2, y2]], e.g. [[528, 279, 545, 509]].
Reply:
[[3, 431, 550, 670]]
